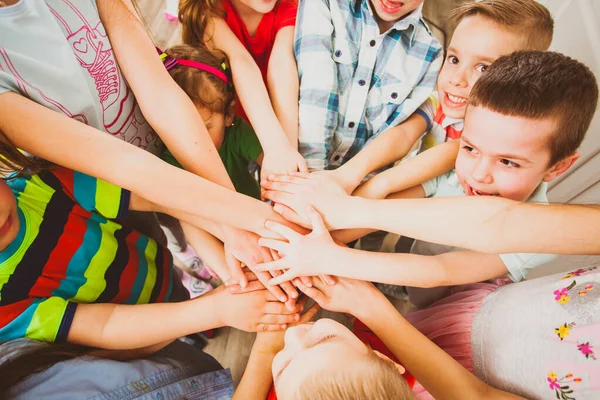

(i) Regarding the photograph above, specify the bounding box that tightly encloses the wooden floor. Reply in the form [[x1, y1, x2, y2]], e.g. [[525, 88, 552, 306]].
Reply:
[[137, 0, 414, 386]]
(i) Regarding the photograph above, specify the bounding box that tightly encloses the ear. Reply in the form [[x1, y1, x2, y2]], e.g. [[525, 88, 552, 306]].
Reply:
[[373, 350, 406, 374], [225, 98, 237, 127], [543, 152, 580, 182]]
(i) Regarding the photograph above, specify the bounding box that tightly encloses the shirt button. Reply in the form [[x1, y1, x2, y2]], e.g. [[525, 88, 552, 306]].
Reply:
[[334, 155, 341, 161], [348, 122, 355, 128], [358, 79, 366, 86], [391, 92, 398, 99], [335, 50, 342, 57], [370, 40, 376, 47]]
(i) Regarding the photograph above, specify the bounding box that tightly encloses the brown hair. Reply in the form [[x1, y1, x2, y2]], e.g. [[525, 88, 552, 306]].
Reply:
[[450, 0, 554, 51], [287, 351, 415, 400], [179, 0, 225, 45], [165, 44, 236, 117], [469, 50, 599, 166], [0, 137, 53, 176]]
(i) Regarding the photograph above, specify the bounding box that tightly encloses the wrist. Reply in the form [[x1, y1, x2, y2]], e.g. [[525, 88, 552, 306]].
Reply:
[[353, 289, 391, 323]]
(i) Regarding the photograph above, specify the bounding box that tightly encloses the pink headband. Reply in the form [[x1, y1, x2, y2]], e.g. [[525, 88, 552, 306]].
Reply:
[[159, 51, 230, 84]]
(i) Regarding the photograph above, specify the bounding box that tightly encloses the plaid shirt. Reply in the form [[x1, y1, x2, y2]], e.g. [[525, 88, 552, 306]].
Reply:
[[295, 0, 442, 170]]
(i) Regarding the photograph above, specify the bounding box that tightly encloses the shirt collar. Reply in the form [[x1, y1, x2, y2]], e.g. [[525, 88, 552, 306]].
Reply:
[[441, 115, 464, 131], [360, 1, 424, 46]]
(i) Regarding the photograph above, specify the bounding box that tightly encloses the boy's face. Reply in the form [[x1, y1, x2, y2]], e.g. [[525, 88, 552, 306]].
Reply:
[[0, 180, 19, 252], [437, 16, 524, 120], [455, 106, 573, 202], [369, 0, 424, 32]]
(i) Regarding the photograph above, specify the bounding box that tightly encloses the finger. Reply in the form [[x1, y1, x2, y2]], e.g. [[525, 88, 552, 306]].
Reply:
[[260, 179, 298, 193], [299, 276, 313, 288], [264, 300, 301, 315], [292, 277, 303, 288], [289, 171, 311, 178], [285, 296, 298, 312], [296, 294, 309, 310], [271, 270, 299, 299], [296, 280, 327, 305], [306, 206, 328, 235], [319, 275, 337, 286], [262, 191, 298, 211], [267, 270, 297, 286], [259, 313, 300, 326], [267, 174, 310, 184], [297, 157, 308, 173], [255, 271, 287, 303], [257, 323, 287, 332], [269, 247, 281, 261], [273, 203, 311, 229], [257, 238, 289, 254], [226, 252, 246, 288], [264, 221, 302, 241], [227, 280, 265, 294], [254, 259, 285, 272], [298, 302, 321, 323], [244, 270, 258, 282]]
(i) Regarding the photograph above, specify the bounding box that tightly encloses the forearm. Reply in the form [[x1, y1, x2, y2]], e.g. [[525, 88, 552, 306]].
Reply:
[[357, 299, 520, 400], [67, 294, 221, 350], [233, 342, 276, 400]]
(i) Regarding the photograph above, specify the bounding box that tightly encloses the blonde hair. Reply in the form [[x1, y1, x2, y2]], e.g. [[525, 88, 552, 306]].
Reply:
[[450, 0, 554, 51], [288, 351, 415, 400]]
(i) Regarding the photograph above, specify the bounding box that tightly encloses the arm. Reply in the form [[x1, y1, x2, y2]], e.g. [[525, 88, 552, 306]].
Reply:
[[295, 0, 339, 171], [267, 26, 299, 147], [207, 19, 305, 176], [99, 0, 234, 190], [0, 93, 284, 237], [331, 113, 428, 193], [67, 286, 302, 350]]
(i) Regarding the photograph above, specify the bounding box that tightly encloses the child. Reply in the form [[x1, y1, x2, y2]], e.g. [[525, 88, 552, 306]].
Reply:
[[257, 51, 599, 306], [295, 0, 442, 172], [329, 0, 554, 194], [178, 0, 306, 181], [0, 167, 303, 348], [161, 45, 264, 200], [0, 0, 285, 297]]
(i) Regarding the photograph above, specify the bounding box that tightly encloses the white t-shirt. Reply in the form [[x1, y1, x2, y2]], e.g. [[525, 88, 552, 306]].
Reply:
[[0, 0, 162, 155], [413, 170, 557, 281]]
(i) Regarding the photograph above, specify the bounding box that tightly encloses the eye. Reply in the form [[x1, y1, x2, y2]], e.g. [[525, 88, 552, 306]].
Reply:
[[462, 145, 476, 154], [314, 334, 337, 346], [475, 64, 489, 73], [500, 159, 520, 168], [447, 55, 459, 65]]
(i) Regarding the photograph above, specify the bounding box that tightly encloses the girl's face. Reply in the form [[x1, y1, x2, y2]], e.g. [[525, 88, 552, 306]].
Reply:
[[272, 319, 391, 396], [437, 15, 523, 120], [0, 181, 19, 252], [231, 0, 278, 15], [197, 106, 231, 150]]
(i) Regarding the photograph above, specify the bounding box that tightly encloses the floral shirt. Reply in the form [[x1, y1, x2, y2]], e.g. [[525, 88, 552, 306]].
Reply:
[[472, 267, 600, 399]]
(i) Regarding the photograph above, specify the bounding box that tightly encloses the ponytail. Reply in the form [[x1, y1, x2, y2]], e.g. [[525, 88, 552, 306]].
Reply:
[[179, 0, 225, 45]]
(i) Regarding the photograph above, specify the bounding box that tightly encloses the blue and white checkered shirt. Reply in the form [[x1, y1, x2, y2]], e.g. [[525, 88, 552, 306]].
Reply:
[[295, 0, 443, 170]]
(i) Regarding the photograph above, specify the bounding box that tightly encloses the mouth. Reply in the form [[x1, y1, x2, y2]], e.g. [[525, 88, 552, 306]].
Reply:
[[0, 214, 12, 237], [465, 184, 497, 197], [443, 92, 468, 108], [379, 0, 405, 14]]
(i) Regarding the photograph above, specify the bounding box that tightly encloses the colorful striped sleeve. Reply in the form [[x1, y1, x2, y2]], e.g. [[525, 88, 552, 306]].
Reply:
[[0, 297, 77, 343], [47, 169, 130, 220]]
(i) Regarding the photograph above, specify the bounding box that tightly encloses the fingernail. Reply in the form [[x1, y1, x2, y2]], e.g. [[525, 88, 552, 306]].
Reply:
[[291, 291, 298, 298], [281, 324, 287, 329], [306, 282, 313, 288], [241, 281, 247, 288], [260, 180, 267, 186], [294, 314, 300, 321], [274, 204, 283, 213], [279, 296, 287, 302]]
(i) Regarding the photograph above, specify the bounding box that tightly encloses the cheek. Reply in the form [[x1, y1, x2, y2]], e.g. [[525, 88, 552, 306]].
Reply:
[[454, 154, 471, 178], [494, 171, 541, 201]]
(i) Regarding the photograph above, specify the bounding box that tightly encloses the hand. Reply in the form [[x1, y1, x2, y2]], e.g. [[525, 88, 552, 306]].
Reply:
[[353, 173, 391, 199], [296, 276, 384, 319], [261, 172, 349, 230], [253, 301, 321, 355], [315, 169, 361, 195], [213, 285, 303, 332], [255, 207, 341, 285], [260, 146, 308, 193]]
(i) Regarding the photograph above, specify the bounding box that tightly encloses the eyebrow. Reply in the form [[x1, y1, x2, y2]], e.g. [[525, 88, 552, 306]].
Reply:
[[274, 336, 338, 384], [461, 137, 532, 162]]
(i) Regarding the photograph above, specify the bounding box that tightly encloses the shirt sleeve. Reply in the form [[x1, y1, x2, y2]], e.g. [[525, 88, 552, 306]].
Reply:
[[49, 168, 130, 220], [500, 253, 558, 282], [421, 173, 442, 197], [295, 0, 339, 171], [231, 117, 263, 162], [0, 297, 77, 343], [414, 94, 437, 131], [275, 0, 298, 31]]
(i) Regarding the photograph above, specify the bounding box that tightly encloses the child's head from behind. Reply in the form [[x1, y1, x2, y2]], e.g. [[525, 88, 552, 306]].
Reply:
[[438, 0, 554, 119], [165, 44, 235, 149], [456, 51, 599, 202], [0, 179, 19, 252], [273, 319, 414, 400]]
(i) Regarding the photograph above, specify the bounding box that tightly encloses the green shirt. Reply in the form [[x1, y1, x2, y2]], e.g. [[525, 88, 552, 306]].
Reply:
[[162, 117, 263, 199]]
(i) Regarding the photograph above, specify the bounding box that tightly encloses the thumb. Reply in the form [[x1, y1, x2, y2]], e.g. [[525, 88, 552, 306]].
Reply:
[[307, 206, 327, 235], [226, 252, 246, 288]]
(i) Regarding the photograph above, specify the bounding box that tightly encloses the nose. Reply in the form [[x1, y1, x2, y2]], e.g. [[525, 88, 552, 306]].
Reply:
[[470, 158, 493, 185], [284, 324, 312, 351], [449, 65, 469, 88]]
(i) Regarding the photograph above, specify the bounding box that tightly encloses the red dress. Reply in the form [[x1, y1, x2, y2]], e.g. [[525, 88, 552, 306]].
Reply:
[[222, 0, 297, 121]]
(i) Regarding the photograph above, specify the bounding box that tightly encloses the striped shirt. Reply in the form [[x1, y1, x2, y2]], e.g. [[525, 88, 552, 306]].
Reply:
[[0, 169, 178, 343], [418, 92, 464, 152], [295, 0, 443, 170]]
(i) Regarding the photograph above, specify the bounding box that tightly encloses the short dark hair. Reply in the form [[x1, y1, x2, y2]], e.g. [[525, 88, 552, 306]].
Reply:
[[450, 0, 554, 51], [469, 51, 599, 166]]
